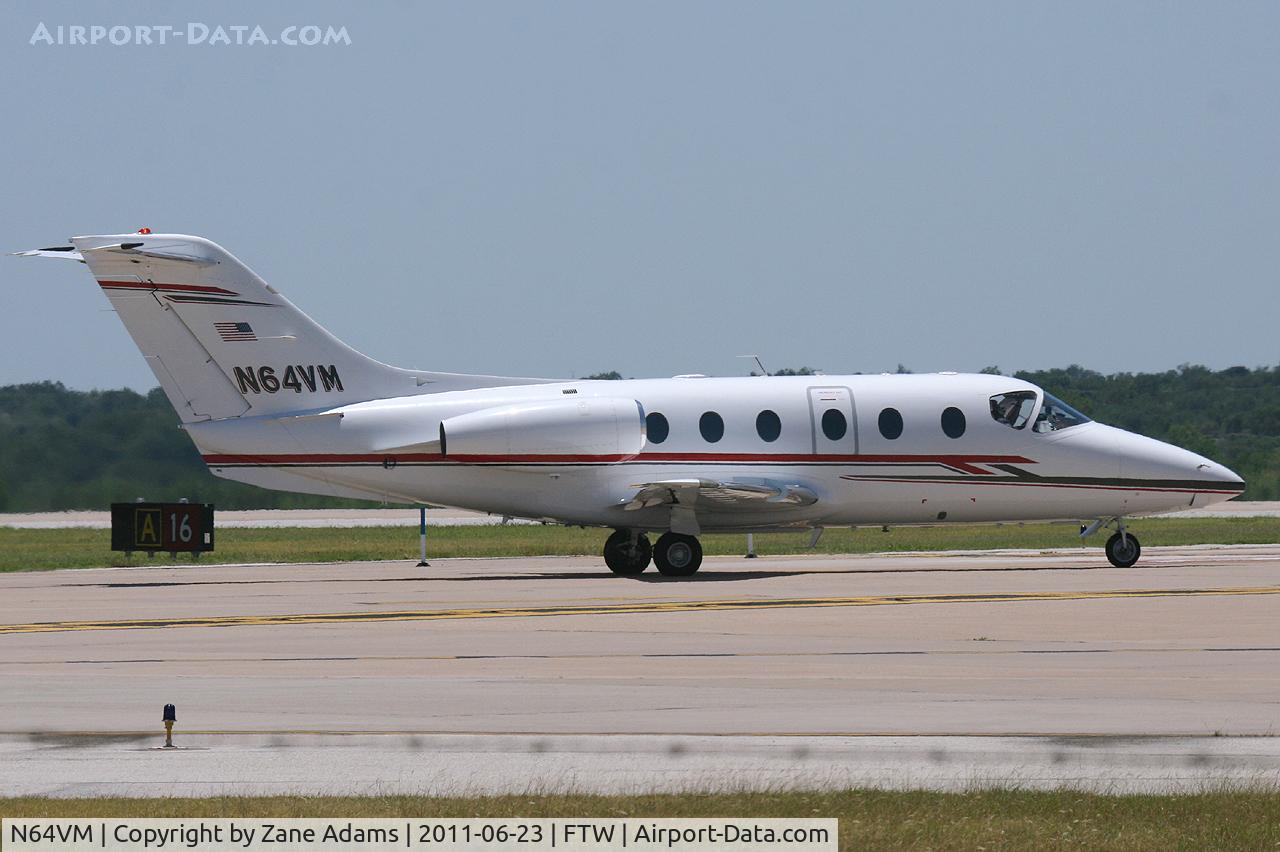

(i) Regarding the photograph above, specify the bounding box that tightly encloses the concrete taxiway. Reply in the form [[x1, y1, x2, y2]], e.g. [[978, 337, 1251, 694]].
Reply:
[[5, 733, 1279, 798], [2, 545, 1279, 796]]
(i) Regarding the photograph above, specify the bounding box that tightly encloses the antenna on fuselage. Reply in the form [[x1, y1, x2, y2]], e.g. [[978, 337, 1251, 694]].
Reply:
[[738, 354, 769, 376]]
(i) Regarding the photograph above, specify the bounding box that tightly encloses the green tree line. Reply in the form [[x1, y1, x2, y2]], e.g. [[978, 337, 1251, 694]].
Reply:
[[1, 364, 1276, 511], [0, 383, 372, 511]]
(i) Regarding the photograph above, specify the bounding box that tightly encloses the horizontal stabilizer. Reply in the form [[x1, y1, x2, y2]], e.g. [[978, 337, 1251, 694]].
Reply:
[[11, 246, 84, 261], [82, 241, 220, 265], [269, 409, 346, 424]]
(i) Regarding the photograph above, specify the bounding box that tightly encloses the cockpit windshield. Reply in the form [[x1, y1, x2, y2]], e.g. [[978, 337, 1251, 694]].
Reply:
[[989, 391, 1036, 430], [1032, 392, 1091, 433]]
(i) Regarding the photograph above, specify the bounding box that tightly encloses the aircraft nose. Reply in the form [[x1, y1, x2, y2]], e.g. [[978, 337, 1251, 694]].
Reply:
[[1113, 427, 1244, 492], [1166, 446, 1244, 490], [1199, 460, 1244, 486]]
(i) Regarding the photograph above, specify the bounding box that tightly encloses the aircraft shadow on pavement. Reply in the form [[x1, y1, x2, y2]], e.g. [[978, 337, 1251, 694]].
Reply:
[[630, 564, 1104, 582]]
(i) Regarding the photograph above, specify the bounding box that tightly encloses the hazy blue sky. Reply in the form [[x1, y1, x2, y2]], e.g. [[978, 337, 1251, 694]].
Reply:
[[2, 1, 1277, 391]]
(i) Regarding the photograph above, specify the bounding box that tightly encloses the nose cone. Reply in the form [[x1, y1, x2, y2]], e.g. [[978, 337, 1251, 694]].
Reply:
[[1200, 460, 1245, 488], [1113, 427, 1245, 503]]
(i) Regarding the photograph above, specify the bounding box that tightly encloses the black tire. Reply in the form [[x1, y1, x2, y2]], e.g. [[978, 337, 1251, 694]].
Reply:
[[654, 532, 703, 577], [1105, 531, 1141, 568], [604, 529, 651, 575]]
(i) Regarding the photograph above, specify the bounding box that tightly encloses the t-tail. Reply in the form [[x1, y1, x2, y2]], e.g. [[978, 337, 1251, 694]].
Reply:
[[15, 232, 544, 422]]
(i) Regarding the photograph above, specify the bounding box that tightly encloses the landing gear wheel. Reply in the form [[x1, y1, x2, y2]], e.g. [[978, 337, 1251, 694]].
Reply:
[[654, 532, 703, 577], [604, 529, 651, 575], [1105, 531, 1141, 568]]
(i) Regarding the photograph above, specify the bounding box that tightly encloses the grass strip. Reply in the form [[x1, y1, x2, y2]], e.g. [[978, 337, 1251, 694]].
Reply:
[[3, 788, 1280, 850], [0, 517, 1277, 573]]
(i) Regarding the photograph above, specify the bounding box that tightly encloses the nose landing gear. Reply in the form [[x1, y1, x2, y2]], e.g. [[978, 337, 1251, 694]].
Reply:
[[1082, 518, 1142, 567], [1104, 529, 1141, 568]]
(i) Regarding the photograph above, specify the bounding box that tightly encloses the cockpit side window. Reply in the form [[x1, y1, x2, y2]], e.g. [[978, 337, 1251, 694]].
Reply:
[[989, 391, 1036, 430], [1033, 392, 1091, 433]]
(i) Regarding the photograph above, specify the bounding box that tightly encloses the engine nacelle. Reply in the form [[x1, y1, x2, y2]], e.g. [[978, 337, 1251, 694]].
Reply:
[[440, 397, 646, 460]]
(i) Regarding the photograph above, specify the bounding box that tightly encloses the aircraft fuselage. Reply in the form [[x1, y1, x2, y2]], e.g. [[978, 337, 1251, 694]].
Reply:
[[189, 372, 1243, 531]]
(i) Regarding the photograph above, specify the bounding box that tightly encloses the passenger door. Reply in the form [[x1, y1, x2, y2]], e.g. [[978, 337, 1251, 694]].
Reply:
[[807, 386, 857, 455]]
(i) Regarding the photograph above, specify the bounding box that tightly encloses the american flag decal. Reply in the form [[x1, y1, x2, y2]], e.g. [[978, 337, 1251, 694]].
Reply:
[[215, 322, 256, 342]]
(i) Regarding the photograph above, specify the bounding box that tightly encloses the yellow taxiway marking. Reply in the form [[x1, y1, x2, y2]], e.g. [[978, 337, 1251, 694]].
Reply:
[[7, 580, 1280, 634], [3, 586, 1280, 635]]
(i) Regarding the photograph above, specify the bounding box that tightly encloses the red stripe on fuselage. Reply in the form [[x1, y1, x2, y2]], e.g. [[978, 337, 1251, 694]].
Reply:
[[638, 453, 1033, 472], [203, 452, 629, 465], [201, 452, 1035, 467], [98, 280, 239, 296], [840, 475, 1240, 495]]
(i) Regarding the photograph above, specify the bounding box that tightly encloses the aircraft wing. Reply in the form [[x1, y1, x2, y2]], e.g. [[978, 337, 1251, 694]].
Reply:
[[620, 478, 818, 512]]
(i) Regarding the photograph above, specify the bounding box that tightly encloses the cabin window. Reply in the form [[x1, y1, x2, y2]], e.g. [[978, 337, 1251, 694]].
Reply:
[[756, 410, 782, 442], [646, 411, 669, 444], [989, 391, 1036, 430], [878, 407, 903, 440], [1033, 392, 1091, 433], [821, 408, 847, 441], [699, 411, 725, 443], [941, 406, 966, 438]]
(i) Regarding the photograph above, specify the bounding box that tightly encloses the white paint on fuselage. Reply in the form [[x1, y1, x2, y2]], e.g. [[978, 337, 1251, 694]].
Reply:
[[188, 372, 1244, 532]]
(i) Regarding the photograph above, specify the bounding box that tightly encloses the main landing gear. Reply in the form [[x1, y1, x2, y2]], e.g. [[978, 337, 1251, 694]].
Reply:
[[603, 529, 651, 576], [603, 529, 704, 577], [653, 532, 703, 577]]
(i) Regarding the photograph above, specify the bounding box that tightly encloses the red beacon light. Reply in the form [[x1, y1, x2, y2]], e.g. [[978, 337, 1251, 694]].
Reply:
[[137, 227, 152, 234]]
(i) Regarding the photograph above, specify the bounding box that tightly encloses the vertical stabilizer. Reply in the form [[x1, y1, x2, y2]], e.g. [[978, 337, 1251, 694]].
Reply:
[[15, 232, 549, 422]]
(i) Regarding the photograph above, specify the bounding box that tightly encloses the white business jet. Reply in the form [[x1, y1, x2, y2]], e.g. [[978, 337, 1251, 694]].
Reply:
[[17, 232, 1244, 576]]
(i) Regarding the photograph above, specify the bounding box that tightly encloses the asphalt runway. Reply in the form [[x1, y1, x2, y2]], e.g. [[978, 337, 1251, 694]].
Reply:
[[3, 545, 1279, 796]]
